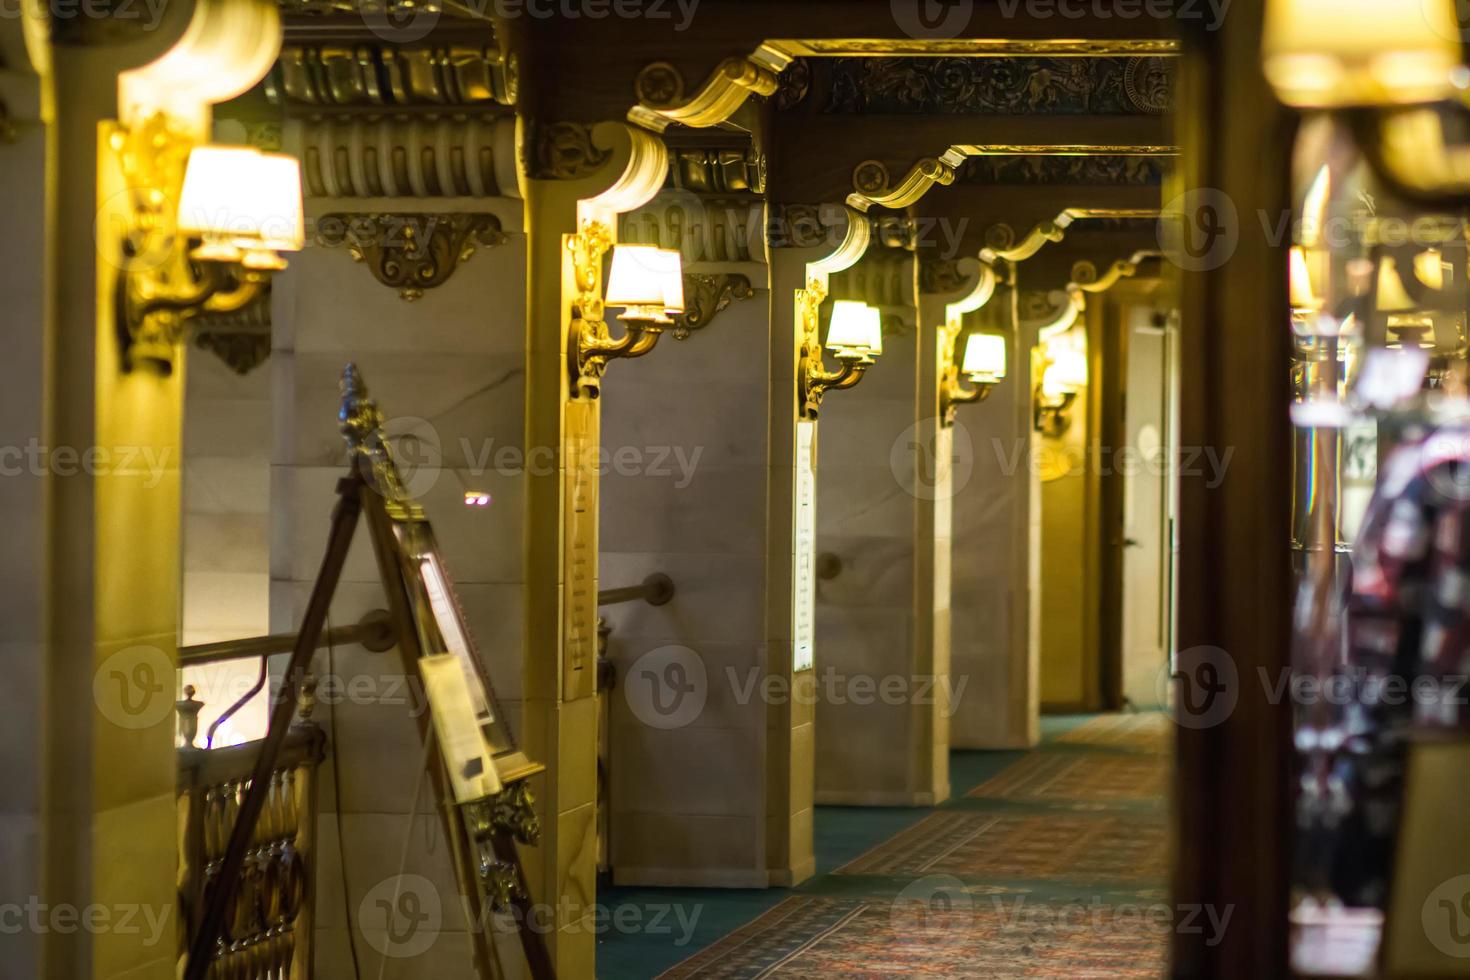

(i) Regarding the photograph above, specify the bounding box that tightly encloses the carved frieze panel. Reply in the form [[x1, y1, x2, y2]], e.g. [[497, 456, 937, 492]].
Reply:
[[829, 251, 915, 311], [959, 155, 1167, 186], [669, 147, 765, 195], [823, 56, 1176, 115]]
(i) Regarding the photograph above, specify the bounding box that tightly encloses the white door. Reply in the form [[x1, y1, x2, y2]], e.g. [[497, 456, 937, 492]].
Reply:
[[1121, 309, 1176, 707]]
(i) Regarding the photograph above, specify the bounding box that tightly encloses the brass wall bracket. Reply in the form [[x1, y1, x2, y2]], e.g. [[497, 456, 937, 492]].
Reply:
[[566, 219, 665, 398], [1035, 387, 1078, 438], [797, 277, 870, 419], [317, 212, 507, 301]]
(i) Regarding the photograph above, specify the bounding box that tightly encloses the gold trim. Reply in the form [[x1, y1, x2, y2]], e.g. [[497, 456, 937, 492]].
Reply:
[[770, 38, 1180, 57], [981, 208, 1162, 264]]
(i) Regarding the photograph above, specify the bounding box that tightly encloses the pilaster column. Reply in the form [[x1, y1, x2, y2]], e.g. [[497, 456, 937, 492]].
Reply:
[[524, 120, 667, 972], [814, 244, 952, 806], [948, 268, 1042, 748]]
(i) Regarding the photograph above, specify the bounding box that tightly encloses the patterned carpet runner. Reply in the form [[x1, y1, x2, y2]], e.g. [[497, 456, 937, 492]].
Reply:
[[641, 713, 1173, 979]]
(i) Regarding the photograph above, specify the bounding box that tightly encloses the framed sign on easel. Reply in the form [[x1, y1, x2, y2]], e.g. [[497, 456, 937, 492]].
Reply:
[[183, 364, 553, 980]]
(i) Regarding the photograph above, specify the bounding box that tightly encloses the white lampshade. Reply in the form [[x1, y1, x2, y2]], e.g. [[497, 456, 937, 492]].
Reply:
[[961, 333, 1007, 381], [656, 248, 684, 314], [177, 146, 304, 259], [1043, 349, 1088, 396], [606, 245, 684, 319], [1262, 0, 1461, 107], [1377, 257, 1417, 313], [1414, 248, 1445, 292], [826, 301, 883, 356]]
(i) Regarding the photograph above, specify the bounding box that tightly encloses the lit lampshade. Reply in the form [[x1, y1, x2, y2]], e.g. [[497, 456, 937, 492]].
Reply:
[[826, 301, 883, 356], [177, 146, 304, 267], [656, 248, 685, 315], [1376, 256, 1417, 312], [1043, 349, 1088, 396], [605, 245, 665, 308], [1414, 248, 1445, 291], [1262, 0, 1461, 107], [1289, 246, 1319, 310], [961, 333, 1007, 381]]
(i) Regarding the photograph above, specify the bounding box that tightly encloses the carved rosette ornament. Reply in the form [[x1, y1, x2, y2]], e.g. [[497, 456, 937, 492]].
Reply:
[[634, 61, 685, 108], [774, 57, 812, 110], [671, 273, 754, 340], [1124, 57, 1175, 115], [317, 213, 507, 301], [852, 159, 890, 197]]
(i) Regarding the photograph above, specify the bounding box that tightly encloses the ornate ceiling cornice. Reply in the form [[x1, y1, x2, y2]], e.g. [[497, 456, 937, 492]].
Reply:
[[266, 41, 516, 108], [982, 208, 1163, 265]]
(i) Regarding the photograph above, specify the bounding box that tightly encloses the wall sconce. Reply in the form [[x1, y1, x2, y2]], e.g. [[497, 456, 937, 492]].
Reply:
[[941, 332, 1006, 426], [568, 229, 684, 396], [116, 143, 303, 373], [799, 299, 883, 418], [1035, 348, 1087, 437], [1262, 0, 1461, 108]]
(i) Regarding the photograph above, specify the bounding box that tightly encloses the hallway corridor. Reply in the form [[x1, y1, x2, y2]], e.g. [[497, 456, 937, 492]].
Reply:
[[599, 714, 1173, 979]]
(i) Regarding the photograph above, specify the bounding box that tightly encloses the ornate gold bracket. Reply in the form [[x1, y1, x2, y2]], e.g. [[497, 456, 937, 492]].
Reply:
[[316, 212, 507, 301], [794, 204, 874, 419], [931, 260, 1002, 427], [566, 219, 667, 397], [627, 44, 793, 133], [672, 273, 754, 339]]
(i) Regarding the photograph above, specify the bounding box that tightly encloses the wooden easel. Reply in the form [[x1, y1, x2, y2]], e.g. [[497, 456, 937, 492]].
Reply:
[[184, 364, 554, 980]]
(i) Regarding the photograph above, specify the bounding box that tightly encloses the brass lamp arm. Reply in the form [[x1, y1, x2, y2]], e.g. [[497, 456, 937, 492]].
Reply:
[[811, 356, 869, 393]]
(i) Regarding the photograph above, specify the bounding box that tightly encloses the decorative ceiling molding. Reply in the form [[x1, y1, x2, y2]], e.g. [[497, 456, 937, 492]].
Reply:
[[1025, 248, 1166, 337], [298, 115, 517, 196], [767, 39, 1181, 58], [669, 146, 766, 195], [773, 57, 811, 110], [670, 273, 755, 340], [627, 43, 793, 133], [266, 42, 516, 108], [316, 212, 507, 301], [619, 194, 763, 264], [981, 208, 1162, 265], [1072, 249, 1163, 293], [823, 55, 1176, 116]]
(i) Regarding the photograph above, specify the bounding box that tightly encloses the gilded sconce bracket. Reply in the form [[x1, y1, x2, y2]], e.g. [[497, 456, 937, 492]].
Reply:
[[1035, 389, 1079, 438], [797, 277, 872, 419], [566, 220, 666, 398], [671, 272, 754, 340], [316, 212, 507, 301], [111, 116, 271, 374]]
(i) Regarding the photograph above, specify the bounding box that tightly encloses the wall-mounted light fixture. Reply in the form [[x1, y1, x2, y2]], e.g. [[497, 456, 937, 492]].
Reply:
[[567, 225, 684, 396], [1035, 347, 1088, 438], [1262, 0, 1461, 109], [798, 298, 883, 418], [941, 332, 1006, 425], [115, 140, 303, 373]]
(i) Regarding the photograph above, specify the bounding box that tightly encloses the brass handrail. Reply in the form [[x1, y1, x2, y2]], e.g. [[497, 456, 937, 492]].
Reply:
[[177, 608, 395, 666], [598, 573, 675, 607]]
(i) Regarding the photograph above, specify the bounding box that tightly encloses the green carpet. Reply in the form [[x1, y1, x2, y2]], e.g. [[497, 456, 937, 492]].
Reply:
[[596, 714, 1170, 979]]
